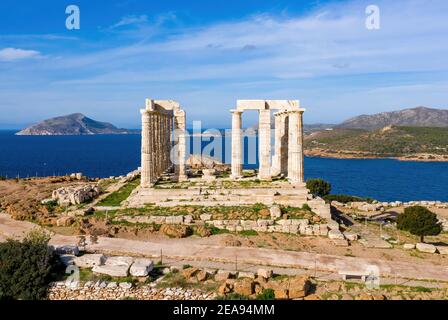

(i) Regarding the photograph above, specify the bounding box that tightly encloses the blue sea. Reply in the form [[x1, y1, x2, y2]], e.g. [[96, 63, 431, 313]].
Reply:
[[1, 130, 447, 202]]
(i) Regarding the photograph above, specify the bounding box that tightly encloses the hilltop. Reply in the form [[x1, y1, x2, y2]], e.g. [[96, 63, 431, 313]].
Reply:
[[338, 106, 448, 130], [16, 113, 136, 136], [304, 126, 448, 161]]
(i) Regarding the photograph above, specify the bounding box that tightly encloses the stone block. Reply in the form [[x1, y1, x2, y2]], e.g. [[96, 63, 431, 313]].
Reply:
[[130, 258, 154, 277], [416, 243, 437, 254], [233, 279, 254, 296], [403, 244, 415, 250], [257, 269, 273, 279], [269, 206, 282, 219], [238, 271, 256, 279], [200, 214, 212, 221], [215, 270, 232, 282], [74, 254, 106, 268], [343, 232, 358, 241], [328, 229, 345, 240], [166, 216, 183, 224], [92, 265, 129, 277], [436, 246, 448, 255], [105, 256, 134, 267]]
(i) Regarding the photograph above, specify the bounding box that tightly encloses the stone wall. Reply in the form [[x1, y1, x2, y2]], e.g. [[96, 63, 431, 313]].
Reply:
[[114, 214, 334, 237], [47, 281, 216, 300]]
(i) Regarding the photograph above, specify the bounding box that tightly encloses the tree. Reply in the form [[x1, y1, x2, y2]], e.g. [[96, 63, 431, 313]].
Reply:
[[306, 179, 331, 197], [397, 206, 442, 243], [0, 229, 56, 300]]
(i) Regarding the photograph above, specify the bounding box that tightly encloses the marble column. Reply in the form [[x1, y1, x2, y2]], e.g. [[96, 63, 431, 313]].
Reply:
[[230, 110, 243, 179], [287, 110, 305, 184], [140, 109, 152, 187], [271, 112, 287, 177], [175, 110, 187, 181], [280, 114, 289, 176], [258, 109, 271, 180]]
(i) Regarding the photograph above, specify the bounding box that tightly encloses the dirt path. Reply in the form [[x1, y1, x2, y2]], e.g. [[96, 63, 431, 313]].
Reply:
[[1, 212, 448, 283]]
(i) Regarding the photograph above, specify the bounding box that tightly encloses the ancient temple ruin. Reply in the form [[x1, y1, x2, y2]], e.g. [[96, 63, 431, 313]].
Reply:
[[230, 100, 305, 183], [140, 99, 187, 187]]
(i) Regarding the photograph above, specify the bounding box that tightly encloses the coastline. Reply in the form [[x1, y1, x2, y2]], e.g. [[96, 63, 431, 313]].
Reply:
[[304, 149, 448, 163]]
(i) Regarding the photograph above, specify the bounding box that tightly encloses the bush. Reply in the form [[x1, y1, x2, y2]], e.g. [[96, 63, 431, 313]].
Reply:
[[323, 194, 374, 204], [256, 289, 275, 300], [306, 179, 331, 197], [397, 206, 442, 242], [0, 229, 57, 300]]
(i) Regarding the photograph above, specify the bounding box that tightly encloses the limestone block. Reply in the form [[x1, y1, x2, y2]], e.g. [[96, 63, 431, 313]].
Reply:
[[289, 225, 299, 234], [226, 226, 236, 232], [253, 226, 267, 233], [257, 269, 273, 279], [403, 244, 416, 250], [328, 229, 345, 240], [281, 225, 290, 233], [183, 215, 193, 224], [319, 224, 329, 236], [312, 224, 320, 236], [416, 243, 437, 254], [291, 219, 308, 226], [304, 226, 314, 236], [277, 219, 292, 226], [130, 259, 154, 277], [119, 282, 133, 290], [238, 271, 256, 279], [269, 206, 282, 219], [241, 220, 257, 229], [166, 216, 184, 224], [215, 270, 232, 282], [236, 226, 243, 232], [436, 246, 448, 255], [257, 219, 274, 227], [74, 254, 106, 268], [92, 265, 129, 277], [105, 256, 134, 267], [200, 214, 212, 221], [343, 232, 359, 241], [149, 216, 166, 224]]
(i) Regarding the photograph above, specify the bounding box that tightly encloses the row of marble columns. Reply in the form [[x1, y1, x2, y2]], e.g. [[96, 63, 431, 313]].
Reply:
[[231, 108, 305, 184], [141, 105, 187, 188]]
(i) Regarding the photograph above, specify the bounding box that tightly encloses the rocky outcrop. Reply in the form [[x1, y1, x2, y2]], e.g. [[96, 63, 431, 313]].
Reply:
[[52, 184, 101, 206]]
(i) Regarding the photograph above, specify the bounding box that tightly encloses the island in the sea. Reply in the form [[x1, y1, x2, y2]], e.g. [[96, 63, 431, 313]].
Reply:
[[15, 113, 138, 136]]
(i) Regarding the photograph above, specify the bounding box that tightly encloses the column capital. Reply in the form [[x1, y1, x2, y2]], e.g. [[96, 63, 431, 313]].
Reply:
[[286, 108, 306, 114], [230, 109, 243, 115]]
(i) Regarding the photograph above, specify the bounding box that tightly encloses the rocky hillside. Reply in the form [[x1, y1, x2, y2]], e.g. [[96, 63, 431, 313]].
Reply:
[[16, 113, 135, 135], [304, 126, 448, 161], [338, 107, 448, 130]]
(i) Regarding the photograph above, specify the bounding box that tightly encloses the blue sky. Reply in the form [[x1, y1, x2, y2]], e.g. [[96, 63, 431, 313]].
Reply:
[[0, 0, 447, 129]]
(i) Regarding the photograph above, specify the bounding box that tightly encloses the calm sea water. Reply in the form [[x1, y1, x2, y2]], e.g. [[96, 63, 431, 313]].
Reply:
[[1, 130, 447, 202]]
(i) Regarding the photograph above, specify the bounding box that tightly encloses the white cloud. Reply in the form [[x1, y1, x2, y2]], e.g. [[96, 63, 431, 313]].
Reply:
[[110, 15, 148, 29], [0, 48, 41, 62]]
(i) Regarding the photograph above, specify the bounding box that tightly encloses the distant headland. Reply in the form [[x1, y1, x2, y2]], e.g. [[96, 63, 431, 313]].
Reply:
[[15, 113, 138, 136]]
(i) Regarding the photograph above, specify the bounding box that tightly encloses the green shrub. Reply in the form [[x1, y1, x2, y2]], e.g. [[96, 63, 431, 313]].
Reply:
[[256, 289, 275, 300], [306, 179, 331, 197], [397, 206, 442, 242], [0, 229, 57, 300], [323, 194, 374, 204], [215, 293, 250, 300]]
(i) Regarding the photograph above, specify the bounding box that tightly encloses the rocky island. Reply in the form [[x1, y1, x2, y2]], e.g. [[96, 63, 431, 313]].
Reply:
[[16, 113, 137, 136]]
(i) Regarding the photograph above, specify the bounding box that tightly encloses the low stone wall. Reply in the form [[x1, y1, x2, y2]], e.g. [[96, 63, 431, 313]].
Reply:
[[114, 214, 336, 237], [47, 281, 216, 300], [337, 200, 448, 212]]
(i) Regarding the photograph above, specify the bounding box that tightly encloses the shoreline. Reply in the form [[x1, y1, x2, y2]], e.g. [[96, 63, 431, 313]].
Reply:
[[304, 150, 448, 163]]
